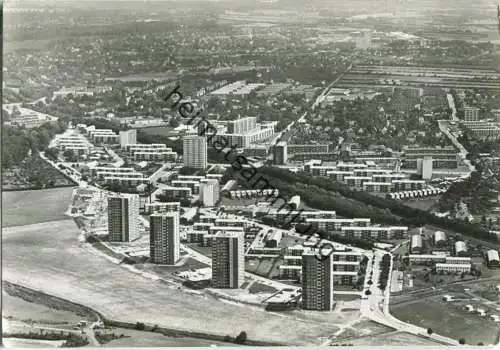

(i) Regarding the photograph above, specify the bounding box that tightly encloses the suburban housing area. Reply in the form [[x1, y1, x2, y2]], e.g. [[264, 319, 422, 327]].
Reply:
[[3, 0, 500, 348]]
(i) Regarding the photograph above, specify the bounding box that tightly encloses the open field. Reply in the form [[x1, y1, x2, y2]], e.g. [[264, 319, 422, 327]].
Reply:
[[100, 327, 231, 347], [2, 292, 83, 326], [330, 319, 394, 343], [402, 198, 439, 211], [348, 331, 443, 346], [2, 219, 358, 346], [327, 318, 447, 345], [105, 71, 178, 82], [3, 338, 65, 348], [2, 187, 74, 227], [138, 126, 176, 136], [391, 297, 500, 345]]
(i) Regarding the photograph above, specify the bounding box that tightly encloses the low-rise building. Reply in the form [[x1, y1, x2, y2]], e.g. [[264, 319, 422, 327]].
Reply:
[[410, 234, 423, 253], [339, 226, 408, 241], [144, 202, 181, 215], [306, 218, 371, 232], [435, 263, 471, 273], [487, 249, 500, 268]]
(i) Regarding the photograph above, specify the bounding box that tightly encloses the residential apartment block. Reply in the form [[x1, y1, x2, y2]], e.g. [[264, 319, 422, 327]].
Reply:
[[149, 212, 180, 265], [107, 193, 140, 242], [211, 231, 245, 289]]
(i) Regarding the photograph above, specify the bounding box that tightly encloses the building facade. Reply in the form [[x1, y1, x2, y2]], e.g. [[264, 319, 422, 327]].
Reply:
[[211, 231, 245, 288], [200, 179, 219, 207], [183, 136, 207, 169], [301, 249, 334, 311], [149, 212, 180, 265], [107, 193, 140, 242]]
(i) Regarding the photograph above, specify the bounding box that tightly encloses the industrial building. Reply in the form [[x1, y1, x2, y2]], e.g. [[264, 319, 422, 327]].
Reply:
[[410, 234, 423, 253], [487, 249, 500, 268], [434, 231, 447, 246], [455, 241, 468, 256]]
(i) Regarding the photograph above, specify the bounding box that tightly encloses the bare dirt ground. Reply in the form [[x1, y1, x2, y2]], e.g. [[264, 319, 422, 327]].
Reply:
[[3, 219, 349, 345]]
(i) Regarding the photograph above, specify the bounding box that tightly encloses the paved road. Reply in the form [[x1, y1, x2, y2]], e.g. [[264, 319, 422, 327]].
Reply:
[[359, 250, 458, 345], [312, 63, 353, 111]]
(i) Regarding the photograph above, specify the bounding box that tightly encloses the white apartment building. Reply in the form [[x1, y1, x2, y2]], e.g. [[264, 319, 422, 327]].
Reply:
[[305, 218, 371, 232], [126, 143, 167, 152], [119, 130, 137, 148], [463, 106, 480, 122], [200, 179, 219, 207], [183, 136, 207, 169], [391, 179, 425, 191], [144, 202, 181, 215], [362, 182, 392, 193], [340, 226, 408, 241], [133, 151, 177, 162]]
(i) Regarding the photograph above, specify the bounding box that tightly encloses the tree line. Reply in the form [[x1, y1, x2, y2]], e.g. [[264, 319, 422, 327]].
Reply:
[[2, 118, 69, 169], [257, 167, 498, 242]]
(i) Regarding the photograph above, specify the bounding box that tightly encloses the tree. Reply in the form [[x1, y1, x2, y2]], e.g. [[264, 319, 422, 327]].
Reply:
[[45, 147, 60, 160], [458, 338, 466, 345], [135, 322, 145, 330], [178, 167, 197, 175], [427, 328, 433, 335], [169, 117, 180, 128], [234, 331, 247, 344], [63, 149, 75, 160]]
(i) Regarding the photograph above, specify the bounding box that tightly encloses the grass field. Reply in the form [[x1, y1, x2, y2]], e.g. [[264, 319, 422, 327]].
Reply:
[[248, 282, 278, 294], [348, 331, 441, 346], [100, 327, 230, 347], [402, 198, 439, 211], [2, 292, 83, 326], [391, 298, 500, 345], [138, 126, 175, 136], [2, 219, 353, 346], [2, 187, 74, 227]]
